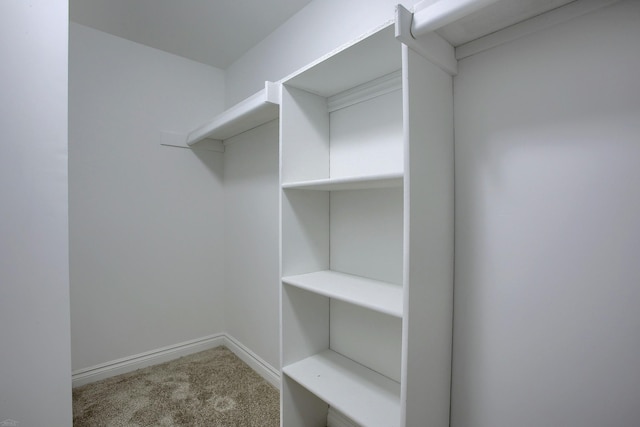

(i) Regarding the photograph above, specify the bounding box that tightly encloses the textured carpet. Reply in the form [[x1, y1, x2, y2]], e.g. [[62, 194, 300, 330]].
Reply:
[[72, 346, 280, 426]]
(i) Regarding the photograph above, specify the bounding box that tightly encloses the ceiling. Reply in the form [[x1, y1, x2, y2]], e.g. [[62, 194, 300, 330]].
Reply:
[[70, 0, 578, 70], [70, 0, 313, 70]]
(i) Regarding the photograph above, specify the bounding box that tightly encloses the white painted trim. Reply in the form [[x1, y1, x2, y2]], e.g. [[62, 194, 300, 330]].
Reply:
[[224, 334, 281, 390], [327, 407, 361, 427], [327, 71, 402, 113], [455, 0, 621, 60], [72, 333, 225, 388], [71, 333, 282, 390]]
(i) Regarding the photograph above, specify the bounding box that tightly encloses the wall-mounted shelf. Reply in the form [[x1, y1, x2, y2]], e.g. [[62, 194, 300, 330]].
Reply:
[[186, 81, 280, 146]]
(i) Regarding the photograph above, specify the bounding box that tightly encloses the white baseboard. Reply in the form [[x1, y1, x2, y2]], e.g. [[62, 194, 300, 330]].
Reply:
[[72, 333, 225, 388], [327, 407, 361, 427], [72, 334, 360, 425], [223, 334, 281, 390], [71, 333, 282, 391]]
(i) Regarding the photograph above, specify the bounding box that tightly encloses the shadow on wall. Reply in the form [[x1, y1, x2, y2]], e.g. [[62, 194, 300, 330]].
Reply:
[[190, 146, 224, 182]]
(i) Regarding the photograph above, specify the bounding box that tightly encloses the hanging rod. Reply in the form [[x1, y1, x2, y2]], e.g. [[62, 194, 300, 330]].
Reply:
[[410, 0, 502, 37]]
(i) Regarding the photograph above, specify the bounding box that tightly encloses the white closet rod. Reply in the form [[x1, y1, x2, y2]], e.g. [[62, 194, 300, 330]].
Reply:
[[411, 0, 501, 37]]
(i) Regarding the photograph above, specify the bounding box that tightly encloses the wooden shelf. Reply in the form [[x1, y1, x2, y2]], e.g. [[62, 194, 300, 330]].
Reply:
[[283, 349, 401, 427], [282, 172, 403, 191], [186, 81, 279, 145], [282, 270, 402, 318]]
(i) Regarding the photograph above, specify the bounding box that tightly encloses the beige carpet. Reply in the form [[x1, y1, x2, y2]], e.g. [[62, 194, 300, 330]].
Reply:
[[72, 346, 280, 426]]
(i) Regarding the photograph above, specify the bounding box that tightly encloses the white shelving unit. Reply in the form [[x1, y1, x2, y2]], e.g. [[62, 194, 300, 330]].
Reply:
[[280, 19, 455, 427]]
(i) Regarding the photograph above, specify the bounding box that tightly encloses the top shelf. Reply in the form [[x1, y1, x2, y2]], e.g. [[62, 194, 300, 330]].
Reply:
[[281, 24, 400, 98], [186, 81, 280, 146]]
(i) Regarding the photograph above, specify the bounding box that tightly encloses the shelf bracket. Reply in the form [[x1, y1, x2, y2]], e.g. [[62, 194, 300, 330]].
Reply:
[[160, 131, 224, 153], [395, 4, 458, 76]]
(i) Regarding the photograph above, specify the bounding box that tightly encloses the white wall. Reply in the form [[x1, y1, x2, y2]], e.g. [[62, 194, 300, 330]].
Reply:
[[225, 0, 424, 105], [452, 1, 640, 426], [69, 23, 227, 371], [223, 121, 281, 370], [0, 0, 72, 425]]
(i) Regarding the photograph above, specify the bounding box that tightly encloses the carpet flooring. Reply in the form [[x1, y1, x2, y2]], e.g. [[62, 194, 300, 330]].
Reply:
[[72, 346, 280, 426]]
